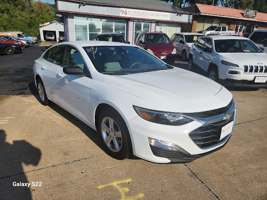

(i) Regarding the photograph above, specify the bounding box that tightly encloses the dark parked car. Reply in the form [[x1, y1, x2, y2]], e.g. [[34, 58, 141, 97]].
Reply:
[[0, 41, 23, 55], [0, 37, 25, 49], [96, 33, 128, 43], [135, 32, 176, 64]]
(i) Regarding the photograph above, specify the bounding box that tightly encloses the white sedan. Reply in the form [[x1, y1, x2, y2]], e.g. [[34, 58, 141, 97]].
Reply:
[[33, 41, 236, 163]]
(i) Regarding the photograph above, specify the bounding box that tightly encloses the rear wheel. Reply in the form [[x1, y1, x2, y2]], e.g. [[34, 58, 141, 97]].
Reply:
[[97, 107, 132, 160], [36, 78, 49, 105], [4, 47, 15, 55]]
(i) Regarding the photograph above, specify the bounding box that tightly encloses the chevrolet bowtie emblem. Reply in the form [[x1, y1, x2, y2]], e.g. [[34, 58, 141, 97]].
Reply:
[[223, 114, 231, 120]]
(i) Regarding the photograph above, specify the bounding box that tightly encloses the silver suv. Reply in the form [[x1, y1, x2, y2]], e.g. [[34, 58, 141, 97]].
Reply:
[[189, 35, 267, 88]]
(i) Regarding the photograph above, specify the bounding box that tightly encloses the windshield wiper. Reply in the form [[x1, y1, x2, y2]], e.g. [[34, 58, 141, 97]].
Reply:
[[102, 71, 130, 75]]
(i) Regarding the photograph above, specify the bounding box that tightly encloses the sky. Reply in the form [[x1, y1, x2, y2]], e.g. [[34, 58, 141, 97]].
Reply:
[[35, 0, 55, 4]]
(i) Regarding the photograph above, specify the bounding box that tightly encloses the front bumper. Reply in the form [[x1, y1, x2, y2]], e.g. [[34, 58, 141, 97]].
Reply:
[[222, 79, 267, 88], [128, 100, 236, 163]]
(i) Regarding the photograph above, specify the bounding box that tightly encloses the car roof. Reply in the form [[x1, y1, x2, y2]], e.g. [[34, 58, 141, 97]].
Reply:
[[251, 29, 267, 33], [174, 32, 203, 35], [143, 32, 167, 35], [97, 33, 124, 36], [202, 35, 248, 40], [57, 41, 133, 48]]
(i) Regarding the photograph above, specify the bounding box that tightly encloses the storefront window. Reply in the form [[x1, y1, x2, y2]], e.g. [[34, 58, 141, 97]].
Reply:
[[102, 19, 114, 33], [75, 16, 88, 41], [115, 21, 126, 38], [156, 23, 178, 38], [89, 18, 101, 40], [134, 22, 151, 42]]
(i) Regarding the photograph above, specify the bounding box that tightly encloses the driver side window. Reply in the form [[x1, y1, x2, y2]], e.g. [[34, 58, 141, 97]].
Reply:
[[62, 46, 85, 70]]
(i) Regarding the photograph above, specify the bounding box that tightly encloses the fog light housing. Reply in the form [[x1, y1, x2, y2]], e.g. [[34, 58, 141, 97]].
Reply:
[[228, 70, 239, 75], [149, 137, 180, 151]]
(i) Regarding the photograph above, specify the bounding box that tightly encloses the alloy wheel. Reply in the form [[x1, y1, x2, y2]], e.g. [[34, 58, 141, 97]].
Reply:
[[101, 117, 123, 152]]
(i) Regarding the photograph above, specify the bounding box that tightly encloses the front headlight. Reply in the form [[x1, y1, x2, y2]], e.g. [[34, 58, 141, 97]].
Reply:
[[221, 60, 239, 67], [133, 106, 193, 125]]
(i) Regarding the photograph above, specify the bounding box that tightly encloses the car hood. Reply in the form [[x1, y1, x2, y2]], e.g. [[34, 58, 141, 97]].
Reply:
[[145, 43, 174, 52], [101, 68, 232, 113], [220, 53, 267, 64]]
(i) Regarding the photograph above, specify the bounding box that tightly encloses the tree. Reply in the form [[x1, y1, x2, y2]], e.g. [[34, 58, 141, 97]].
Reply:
[[234, 0, 255, 9], [0, 0, 56, 37], [253, 0, 267, 13]]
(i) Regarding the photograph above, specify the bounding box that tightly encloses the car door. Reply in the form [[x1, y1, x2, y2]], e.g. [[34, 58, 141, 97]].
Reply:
[[201, 38, 213, 71], [191, 37, 206, 69], [40, 45, 66, 104], [173, 35, 184, 56], [56, 45, 92, 124]]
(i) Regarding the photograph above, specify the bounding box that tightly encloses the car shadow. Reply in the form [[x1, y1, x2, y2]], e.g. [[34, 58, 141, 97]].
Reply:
[[0, 130, 41, 200], [29, 82, 140, 160]]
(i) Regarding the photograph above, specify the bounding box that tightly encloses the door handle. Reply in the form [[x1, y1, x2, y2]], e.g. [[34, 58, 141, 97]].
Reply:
[[56, 72, 64, 77], [41, 66, 46, 70]]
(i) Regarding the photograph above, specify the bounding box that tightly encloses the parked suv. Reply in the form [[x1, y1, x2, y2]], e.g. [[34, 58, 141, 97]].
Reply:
[[248, 29, 267, 54], [135, 32, 176, 63], [189, 35, 267, 87], [172, 33, 202, 60]]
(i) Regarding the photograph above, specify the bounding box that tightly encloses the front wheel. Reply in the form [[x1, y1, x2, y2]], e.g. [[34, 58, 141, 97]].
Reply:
[[97, 107, 132, 160], [188, 57, 194, 71], [5, 47, 15, 55], [207, 67, 219, 82]]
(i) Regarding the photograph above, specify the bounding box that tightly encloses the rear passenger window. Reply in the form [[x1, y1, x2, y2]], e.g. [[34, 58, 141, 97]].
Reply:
[[43, 46, 65, 65]]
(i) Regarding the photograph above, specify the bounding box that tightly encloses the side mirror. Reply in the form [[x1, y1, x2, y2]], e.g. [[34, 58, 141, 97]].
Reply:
[[171, 40, 174, 43], [260, 47, 264, 52], [139, 40, 143, 44], [63, 66, 84, 75]]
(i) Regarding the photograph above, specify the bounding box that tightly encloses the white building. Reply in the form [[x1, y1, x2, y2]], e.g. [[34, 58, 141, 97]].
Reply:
[[39, 21, 64, 42], [56, 0, 193, 44]]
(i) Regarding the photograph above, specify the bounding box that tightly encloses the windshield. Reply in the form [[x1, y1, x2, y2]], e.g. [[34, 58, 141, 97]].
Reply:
[[22, 33, 28, 37], [185, 35, 201, 43], [96, 35, 125, 43], [83, 46, 171, 75], [145, 34, 171, 44], [215, 39, 262, 53], [206, 26, 217, 31]]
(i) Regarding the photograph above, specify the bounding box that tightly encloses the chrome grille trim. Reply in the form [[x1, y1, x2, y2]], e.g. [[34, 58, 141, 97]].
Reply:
[[189, 100, 236, 149], [244, 65, 267, 73]]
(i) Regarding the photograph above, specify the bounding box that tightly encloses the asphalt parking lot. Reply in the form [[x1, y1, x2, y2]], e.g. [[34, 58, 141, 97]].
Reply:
[[0, 45, 266, 200]]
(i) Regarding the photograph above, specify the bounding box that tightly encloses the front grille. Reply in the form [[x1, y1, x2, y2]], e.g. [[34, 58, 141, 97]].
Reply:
[[186, 100, 233, 119], [244, 65, 267, 73], [189, 111, 235, 149]]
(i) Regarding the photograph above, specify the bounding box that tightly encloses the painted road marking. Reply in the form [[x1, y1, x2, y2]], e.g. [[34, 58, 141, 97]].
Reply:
[[98, 178, 144, 200]]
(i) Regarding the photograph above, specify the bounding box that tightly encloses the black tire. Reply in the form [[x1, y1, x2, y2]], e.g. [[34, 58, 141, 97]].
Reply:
[[182, 50, 187, 61], [36, 78, 49, 105], [4, 47, 15, 55], [188, 56, 195, 71], [207, 67, 219, 82], [96, 107, 132, 160]]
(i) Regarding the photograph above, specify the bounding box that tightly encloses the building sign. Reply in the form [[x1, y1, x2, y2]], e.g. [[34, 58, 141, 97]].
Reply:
[[120, 8, 171, 20], [244, 9, 257, 18]]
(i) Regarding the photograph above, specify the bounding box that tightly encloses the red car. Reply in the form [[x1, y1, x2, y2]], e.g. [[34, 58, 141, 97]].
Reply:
[[0, 37, 25, 49], [135, 32, 176, 64]]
